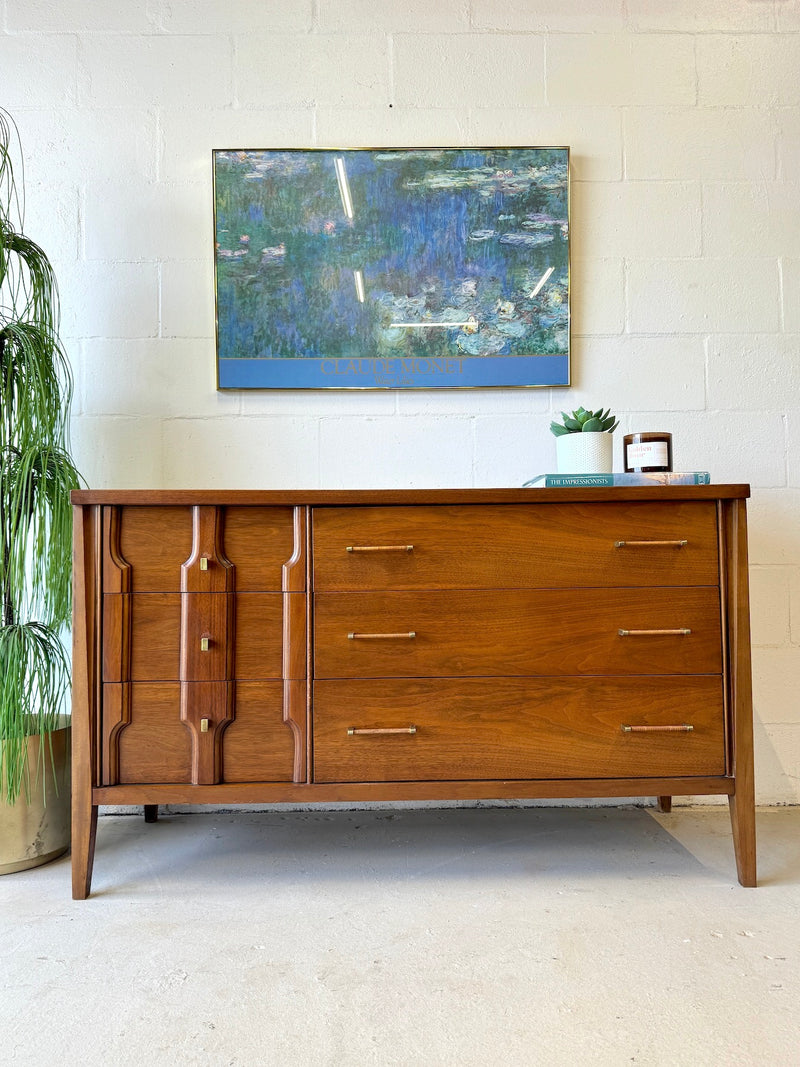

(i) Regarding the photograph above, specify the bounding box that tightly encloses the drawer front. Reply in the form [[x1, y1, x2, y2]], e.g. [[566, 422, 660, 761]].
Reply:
[[222, 681, 296, 783], [104, 505, 298, 592], [181, 593, 234, 681], [112, 507, 193, 592], [313, 677, 726, 782], [113, 682, 192, 784], [107, 681, 296, 785], [103, 593, 285, 682], [222, 507, 300, 592], [314, 588, 722, 678], [312, 502, 719, 590]]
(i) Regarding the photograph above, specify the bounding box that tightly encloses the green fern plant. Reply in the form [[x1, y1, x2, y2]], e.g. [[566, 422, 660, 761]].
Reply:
[[550, 406, 618, 436], [1, 109, 82, 804]]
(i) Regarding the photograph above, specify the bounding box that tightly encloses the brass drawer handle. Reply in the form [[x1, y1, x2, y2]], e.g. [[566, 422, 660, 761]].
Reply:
[[346, 544, 414, 553], [618, 628, 691, 637], [347, 631, 416, 640], [347, 726, 417, 736], [199, 556, 209, 571], [200, 636, 211, 651], [614, 539, 688, 548], [622, 724, 694, 733], [200, 718, 210, 733]]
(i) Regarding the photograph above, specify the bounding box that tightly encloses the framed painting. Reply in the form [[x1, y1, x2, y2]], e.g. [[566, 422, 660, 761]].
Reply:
[[213, 147, 570, 390]]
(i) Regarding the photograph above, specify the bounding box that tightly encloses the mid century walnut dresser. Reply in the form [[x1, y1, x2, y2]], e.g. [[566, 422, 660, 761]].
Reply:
[[71, 486, 755, 897]]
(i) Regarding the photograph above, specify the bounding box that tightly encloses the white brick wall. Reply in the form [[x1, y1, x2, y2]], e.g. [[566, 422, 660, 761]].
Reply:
[[1, 0, 798, 803]]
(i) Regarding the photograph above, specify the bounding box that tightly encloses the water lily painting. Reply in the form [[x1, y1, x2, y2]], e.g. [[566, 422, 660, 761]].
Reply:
[[213, 147, 569, 389]]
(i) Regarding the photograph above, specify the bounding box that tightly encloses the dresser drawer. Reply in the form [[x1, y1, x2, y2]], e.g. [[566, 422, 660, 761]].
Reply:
[[103, 593, 286, 681], [312, 502, 719, 590], [314, 587, 722, 678], [313, 677, 726, 782], [104, 505, 297, 592], [105, 681, 296, 785]]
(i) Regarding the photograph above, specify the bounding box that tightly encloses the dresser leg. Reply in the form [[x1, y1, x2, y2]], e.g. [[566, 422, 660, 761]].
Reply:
[[729, 793, 757, 887], [71, 804, 98, 900], [144, 804, 159, 823], [656, 796, 672, 813]]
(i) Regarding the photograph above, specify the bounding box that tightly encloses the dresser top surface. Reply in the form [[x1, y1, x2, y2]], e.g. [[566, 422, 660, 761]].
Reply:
[[72, 485, 750, 506]]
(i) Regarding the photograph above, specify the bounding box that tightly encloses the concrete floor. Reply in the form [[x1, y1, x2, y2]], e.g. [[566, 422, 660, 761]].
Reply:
[[2, 805, 799, 1067]]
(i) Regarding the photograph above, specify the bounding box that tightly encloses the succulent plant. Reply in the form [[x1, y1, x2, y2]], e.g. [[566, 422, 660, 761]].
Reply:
[[550, 406, 618, 436]]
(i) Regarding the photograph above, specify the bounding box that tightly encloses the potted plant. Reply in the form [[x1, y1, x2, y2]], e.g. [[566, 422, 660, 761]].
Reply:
[[0, 110, 81, 873], [550, 406, 618, 474]]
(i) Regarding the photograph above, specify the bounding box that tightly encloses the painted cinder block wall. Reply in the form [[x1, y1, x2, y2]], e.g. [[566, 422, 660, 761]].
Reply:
[[1, 0, 797, 804]]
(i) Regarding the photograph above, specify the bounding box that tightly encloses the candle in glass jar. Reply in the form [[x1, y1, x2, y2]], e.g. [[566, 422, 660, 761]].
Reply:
[[624, 432, 672, 473]]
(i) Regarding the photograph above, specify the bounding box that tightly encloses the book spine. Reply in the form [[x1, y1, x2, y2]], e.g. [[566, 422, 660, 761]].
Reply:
[[543, 472, 711, 487], [545, 475, 615, 487]]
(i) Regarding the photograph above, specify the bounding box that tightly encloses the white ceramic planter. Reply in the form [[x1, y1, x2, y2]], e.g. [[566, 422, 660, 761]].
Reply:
[[556, 431, 614, 474]]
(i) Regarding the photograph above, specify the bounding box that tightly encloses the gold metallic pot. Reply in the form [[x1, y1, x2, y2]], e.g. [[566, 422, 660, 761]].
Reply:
[[0, 720, 70, 875]]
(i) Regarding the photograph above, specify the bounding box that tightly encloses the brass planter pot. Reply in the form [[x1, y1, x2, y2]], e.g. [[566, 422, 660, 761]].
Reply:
[[0, 720, 71, 875]]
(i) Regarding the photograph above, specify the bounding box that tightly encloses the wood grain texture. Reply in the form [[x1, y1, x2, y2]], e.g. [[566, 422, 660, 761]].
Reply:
[[73, 486, 751, 507], [313, 676, 726, 782], [181, 505, 234, 594], [115, 683, 192, 784], [115, 505, 193, 591], [72, 504, 100, 899], [101, 592, 132, 683], [224, 506, 298, 591], [235, 594, 284, 679], [101, 506, 131, 594], [725, 498, 757, 886], [180, 680, 235, 785], [313, 501, 720, 590], [180, 592, 235, 682], [222, 681, 296, 783], [99, 682, 131, 786], [282, 507, 307, 593], [102, 593, 285, 681], [92, 777, 735, 807], [314, 587, 723, 678]]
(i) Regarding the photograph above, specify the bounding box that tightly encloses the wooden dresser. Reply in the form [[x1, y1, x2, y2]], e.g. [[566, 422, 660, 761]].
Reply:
[[71, 486, 755, 897]]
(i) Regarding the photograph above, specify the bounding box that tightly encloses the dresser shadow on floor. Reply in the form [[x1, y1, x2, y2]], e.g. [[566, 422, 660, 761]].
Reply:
[[89, 804, 752, 895]]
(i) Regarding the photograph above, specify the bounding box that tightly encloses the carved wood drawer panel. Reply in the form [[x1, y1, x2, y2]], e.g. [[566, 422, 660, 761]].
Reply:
[[104, 505, 298, 592], [108, 681, 296, 785], [99, 504, 306, 788]]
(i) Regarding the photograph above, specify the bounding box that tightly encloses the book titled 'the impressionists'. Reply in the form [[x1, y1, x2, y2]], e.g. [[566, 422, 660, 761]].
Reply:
[[523, 471, 712, 488]]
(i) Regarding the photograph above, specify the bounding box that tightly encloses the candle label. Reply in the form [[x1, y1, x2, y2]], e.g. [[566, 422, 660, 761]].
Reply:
[[626, 441, 669, 468]]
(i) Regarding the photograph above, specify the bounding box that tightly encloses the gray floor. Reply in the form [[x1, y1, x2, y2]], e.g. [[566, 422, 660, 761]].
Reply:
[[2, 804, 799, 1066]]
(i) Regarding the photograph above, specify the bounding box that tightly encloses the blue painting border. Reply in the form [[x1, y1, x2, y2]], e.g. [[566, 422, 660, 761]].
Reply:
[[217, 355, 569, 389], [213, 147, 570, 390]]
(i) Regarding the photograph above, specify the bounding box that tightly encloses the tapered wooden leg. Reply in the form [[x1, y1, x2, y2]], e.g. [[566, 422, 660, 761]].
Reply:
[[729, 792, 757, 887], [656, 796, 672, 813], [144, 804, 159, 823], [72, 804, 98, 900], [725, 499, 756, 888]]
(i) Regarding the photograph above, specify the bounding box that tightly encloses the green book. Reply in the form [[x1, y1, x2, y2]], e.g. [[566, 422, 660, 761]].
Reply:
[[523, 472, 712, 488]]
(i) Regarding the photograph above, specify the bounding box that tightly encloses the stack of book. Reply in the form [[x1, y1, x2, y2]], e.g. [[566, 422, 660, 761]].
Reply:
[[523, 472, 711, 488]]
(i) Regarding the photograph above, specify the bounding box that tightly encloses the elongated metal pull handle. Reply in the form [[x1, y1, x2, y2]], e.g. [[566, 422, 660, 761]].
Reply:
[[200, 718, 210, 733], [346, 544, 414, 553], [347, 631, 416, 640], [200, 636, 210, 651], [618, 628, 691, 637], [614, 540, 688, 548], [200, 556, 209, 571], [622, 724, 694, 733], [347, 726, 417, 736]]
